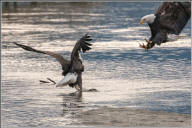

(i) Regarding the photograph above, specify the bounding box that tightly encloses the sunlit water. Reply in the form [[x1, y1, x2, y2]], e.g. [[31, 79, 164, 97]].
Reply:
[[2, 2, 191, 128]]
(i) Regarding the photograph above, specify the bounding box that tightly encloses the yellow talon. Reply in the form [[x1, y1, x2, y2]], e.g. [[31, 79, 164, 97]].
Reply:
[[139, 39, 155, 50]]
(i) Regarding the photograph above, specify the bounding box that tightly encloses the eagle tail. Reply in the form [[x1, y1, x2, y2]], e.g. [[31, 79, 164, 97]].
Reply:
[[56, 73, 78, 87]]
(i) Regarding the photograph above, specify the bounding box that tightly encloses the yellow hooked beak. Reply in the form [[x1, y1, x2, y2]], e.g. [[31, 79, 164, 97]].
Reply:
[[140, 19, 143, 24]]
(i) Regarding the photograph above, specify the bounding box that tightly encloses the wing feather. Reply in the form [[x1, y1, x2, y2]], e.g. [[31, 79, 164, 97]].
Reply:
[[14, 42, 70, 71], [156, 2, 191, 35], [71, 34, 92, 60]]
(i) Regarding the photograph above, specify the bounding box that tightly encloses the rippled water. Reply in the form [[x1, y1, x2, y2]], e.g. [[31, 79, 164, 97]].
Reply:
[[2, 2, 191, 128]]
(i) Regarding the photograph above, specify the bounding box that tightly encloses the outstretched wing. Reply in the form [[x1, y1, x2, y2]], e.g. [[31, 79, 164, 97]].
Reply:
[[71, 33, 92, 61], [156, 2, 191, 35], [14, 42, 71, 72]]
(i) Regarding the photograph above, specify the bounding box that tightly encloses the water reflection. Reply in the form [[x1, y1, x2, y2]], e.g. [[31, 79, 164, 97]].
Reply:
[[58, 92, 83, 117]]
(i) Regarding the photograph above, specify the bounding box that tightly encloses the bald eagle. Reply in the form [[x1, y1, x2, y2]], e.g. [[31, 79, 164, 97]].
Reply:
[[140, 2, 191, 50], [14, 34, 92, 91]]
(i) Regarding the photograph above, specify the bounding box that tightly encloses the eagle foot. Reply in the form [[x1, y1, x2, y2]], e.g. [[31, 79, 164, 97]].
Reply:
[[139, 39, 154, 50]]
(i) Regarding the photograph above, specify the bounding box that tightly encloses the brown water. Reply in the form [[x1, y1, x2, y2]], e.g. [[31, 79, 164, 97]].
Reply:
[[2, 2, 191, 128]]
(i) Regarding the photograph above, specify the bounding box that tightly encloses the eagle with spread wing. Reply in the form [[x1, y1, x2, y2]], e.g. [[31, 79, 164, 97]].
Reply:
[[14, 34, 92, 91], [140, 2, 191, 50]]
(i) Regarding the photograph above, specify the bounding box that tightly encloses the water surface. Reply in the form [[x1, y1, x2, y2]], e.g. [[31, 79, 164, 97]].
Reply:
[[2, 2, 191, 128]]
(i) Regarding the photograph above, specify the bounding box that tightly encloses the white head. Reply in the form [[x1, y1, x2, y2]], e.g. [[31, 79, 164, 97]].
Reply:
[[140, 14, 156, 24]]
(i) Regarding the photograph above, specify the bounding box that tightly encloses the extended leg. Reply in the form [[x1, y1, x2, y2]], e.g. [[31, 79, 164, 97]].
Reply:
[[77, 73, 82, 92]]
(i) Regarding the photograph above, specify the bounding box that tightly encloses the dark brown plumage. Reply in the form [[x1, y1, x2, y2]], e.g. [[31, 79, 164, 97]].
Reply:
[[14, 33, 92, 91], [140, 2, 191, 50]]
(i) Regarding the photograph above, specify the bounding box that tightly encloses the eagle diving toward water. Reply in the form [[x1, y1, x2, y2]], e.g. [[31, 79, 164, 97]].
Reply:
[[139, 2, 191, 50], [14, 34, 92, 92]]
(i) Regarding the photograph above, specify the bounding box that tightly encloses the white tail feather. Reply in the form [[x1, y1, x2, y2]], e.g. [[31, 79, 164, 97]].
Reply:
[[56, 73, 78, 87]]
